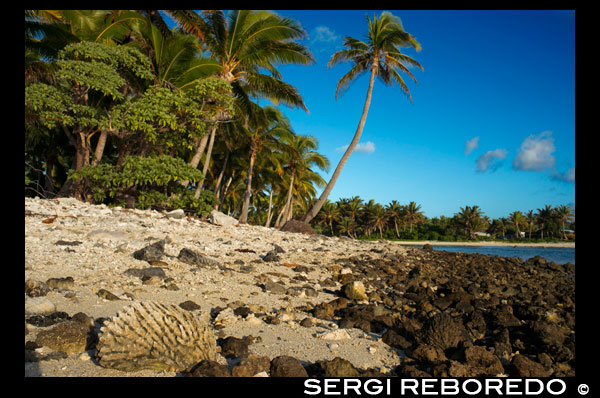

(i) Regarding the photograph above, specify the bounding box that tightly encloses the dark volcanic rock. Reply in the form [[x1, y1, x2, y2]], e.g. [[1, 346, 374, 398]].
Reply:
[[418, 312, 468, 351], [322, 357, 361, 377], [218, 336, 251, 358], [187, 360, 231, 377], [132, 239, 165, 262], [279, 219, 315, 235], [509, 354, 552, 377], [270, 356, 308, 377]]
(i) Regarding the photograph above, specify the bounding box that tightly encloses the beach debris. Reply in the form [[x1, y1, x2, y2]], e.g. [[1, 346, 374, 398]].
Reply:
[[342, 281, 368, 301], [35, 321, 92, 354], [96, 301, 217, 372], [132, 239, 165, 262], [177, 248, 221, 267], [209, 209, 238, 227]]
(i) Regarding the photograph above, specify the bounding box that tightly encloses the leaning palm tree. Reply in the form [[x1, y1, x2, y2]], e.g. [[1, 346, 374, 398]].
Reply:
[[302, 11, 422, 223]]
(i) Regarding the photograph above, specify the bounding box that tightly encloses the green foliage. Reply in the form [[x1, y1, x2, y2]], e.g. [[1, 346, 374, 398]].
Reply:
[[68, 155, 215, 216]]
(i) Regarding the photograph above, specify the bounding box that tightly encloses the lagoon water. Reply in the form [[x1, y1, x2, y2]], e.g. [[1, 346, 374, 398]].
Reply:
[[431, 245, 575, 264]]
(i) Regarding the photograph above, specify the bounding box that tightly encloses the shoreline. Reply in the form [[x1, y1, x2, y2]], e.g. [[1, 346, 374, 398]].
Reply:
[[390, 240, 575, 248]]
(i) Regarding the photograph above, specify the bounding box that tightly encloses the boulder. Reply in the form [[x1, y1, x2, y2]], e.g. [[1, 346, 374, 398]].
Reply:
[[209, 210, 238, 227]]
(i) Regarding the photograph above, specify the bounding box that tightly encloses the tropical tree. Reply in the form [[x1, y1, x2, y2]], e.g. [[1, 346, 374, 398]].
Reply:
[[456, 205, 484, 240], [535, 205, 554, 240], [303, 11, 422, 223], [524, 210, 536, 240], [385, 200, 404, 238], [368, 203, 389, 239], [275, 133, 330, 227], [508, 211, 525, 239], [555, 205, 575, 240], [316, 200, 341, 236], [238, 106, 293, 223], [404, 201, 424, 233]]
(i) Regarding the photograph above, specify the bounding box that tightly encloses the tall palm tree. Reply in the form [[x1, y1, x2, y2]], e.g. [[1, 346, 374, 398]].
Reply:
[[166, 10, 314, 197], [238, 106, 293, 223], [555, 205, 574, 240], [303, 11, 422, 223]]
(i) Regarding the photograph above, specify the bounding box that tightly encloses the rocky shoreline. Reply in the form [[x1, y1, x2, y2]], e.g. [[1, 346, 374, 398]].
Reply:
[[25, 197, 575, 377]]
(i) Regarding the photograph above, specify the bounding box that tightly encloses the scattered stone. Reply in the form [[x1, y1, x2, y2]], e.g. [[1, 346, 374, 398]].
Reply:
[[96, 289, 121, 301], [55, 240, 82, 246], [26, 311, 70, 327], [218, 336, 251, 358], [209, 210, 238, 227], [35, 321, 92, 354], [342, 281, 368, 301], [177, 248, 221, 267], [46, 276, 74, 290], [279, 219, 315, 235], [25, 280, 49, 297], [510, 354, 552, 377], [124, 267, 166, 279], [187, 360, 231, 377], [464, 345, 504, 376], [25, 296, 56, 315], [132, 239, 165, 262], [166, 209, 185, 219], [323, 357, 360, 377], [270, 355, 308, 377], [179, 300, 202, 311], [419, 312, 468, 351], [263, 250, 280, 262], [263, 280, 286, 294], [316, 329, 351, 341], [232, 355, 271, 377]]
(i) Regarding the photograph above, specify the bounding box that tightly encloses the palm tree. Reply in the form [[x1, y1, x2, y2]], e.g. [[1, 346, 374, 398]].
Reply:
[[524, 210, 536, 240], [338, 216, 357, 239], [303, 11, 422, 223], [509, 211, 525, 239], [316, 200, 341, 236], [535, 205, 554, 240], [385, 200, 404, 238], [456, 205, 484, 240], [404, 201, 424, 233], [238, 106, 293, 223], [275, 133, 330, 228], [166, 10, 314, 198], [368, 203, 389, 239], [555, 205, 575, 240]]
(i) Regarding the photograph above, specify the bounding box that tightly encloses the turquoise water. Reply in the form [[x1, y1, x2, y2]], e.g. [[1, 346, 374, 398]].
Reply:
[[430, 245, 575, 264]]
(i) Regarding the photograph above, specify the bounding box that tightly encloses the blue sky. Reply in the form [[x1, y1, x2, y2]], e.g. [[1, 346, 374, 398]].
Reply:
[[169, 10, 576, 219]]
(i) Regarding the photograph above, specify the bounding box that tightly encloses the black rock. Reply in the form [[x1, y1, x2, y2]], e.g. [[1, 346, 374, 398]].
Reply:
[[132, 239, 165, 262]]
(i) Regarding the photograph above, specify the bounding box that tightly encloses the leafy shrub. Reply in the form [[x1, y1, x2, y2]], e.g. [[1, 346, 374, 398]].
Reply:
[[68, 155, 216, 217]]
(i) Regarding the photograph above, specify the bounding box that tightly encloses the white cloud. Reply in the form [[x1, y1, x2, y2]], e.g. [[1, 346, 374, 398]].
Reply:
[[513, 131, 556, 171], [476, 148, 508, 172], [336, 141, 376, 154], [311, 26, 339, 44], [464, 136, 480, 155], [551, 167, 575, 183]]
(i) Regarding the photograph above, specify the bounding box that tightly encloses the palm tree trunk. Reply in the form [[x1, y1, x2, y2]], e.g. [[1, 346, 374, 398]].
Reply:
[[182, 134, 209, 188], [265, 188, 274, 227], [239, 149, 256, 224], [394, 219, 400, 238], [302, 65, 377, 224], [277, 171, 295, 228], [194, 125, 217, 197], [214, 150, 230, 198]]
